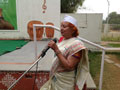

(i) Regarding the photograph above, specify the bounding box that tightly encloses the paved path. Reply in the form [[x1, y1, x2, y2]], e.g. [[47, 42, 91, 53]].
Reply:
[[105, 55, 120, 68]]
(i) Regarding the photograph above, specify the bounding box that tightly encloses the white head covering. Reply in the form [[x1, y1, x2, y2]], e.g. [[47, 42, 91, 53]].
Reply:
[[63, 15, 78, 29]]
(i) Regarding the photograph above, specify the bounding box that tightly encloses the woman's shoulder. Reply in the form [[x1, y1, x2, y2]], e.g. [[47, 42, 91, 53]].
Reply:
[[73, 37, 84, 45]]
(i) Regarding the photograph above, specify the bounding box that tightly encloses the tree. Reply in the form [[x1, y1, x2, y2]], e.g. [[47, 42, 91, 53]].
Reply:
[[105, 12, 120, 30], [61, 0, 85, 13], [106, 12, 120, 24]]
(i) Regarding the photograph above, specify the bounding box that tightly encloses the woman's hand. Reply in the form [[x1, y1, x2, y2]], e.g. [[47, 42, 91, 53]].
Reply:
[[48, 40, 59, 52], [38, 40, 59, 59]]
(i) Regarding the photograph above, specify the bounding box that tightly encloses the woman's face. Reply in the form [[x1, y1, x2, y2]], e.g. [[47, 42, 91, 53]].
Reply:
[[60, 22, 74, 39]]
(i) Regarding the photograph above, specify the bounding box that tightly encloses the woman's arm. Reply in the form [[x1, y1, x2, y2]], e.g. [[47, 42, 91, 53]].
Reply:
[[48, 40, 82, 70]]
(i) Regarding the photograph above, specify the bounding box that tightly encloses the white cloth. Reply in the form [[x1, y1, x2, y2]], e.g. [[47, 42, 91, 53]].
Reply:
[[40, 37, 89, 90], [63, 15, 78, 29]]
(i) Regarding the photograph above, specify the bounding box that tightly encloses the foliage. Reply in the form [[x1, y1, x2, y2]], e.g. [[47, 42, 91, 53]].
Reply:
[[110, 24, 120, 30], [105, 12, 120, 24], [104, 12, 120, 30], [61, 0, 85, 13]]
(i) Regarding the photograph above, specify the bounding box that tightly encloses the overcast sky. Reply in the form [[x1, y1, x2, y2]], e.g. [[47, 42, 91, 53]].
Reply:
[[77, 0, 120, 20]]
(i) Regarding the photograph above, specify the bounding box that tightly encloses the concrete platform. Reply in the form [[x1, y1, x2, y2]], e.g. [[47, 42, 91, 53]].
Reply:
[[0, 41, 55, 71], [0, 40, 96, 89]]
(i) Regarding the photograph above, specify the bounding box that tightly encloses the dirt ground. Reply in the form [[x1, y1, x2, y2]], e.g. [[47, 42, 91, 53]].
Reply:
[[102, 61, 120, 90], [108, 54, 120, 64], [94, 31, 120, 90], [94, 54, 120, 90]]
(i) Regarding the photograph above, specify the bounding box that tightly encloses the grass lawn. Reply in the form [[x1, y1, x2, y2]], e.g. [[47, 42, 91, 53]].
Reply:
[[89, 51, 101, 78], [106, 52, 120, 61], [102, 62, 120, 90], [107, 43, 120, 47], [101, 37, 120, 42], [112, 53, 120, 61], [106, 43, 120, 61], [116, 54, 120, 60], [89, 51, 120, 90], [88, 51, 101, 89]]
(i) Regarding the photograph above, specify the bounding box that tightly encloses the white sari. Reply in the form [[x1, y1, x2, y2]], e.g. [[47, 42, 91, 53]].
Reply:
[[40, 37, 89, 90]]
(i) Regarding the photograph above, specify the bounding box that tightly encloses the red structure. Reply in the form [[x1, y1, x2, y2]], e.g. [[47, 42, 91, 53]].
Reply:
[[0, 71, 49, 90], [0, 71, 96, 90]]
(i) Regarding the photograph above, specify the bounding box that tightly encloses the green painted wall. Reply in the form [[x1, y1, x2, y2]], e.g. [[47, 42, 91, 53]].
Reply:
[[0, 0, 17, 29]]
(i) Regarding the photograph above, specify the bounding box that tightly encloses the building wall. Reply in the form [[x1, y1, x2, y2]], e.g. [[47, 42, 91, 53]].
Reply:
[[0, 0, 102, 44], [0, 0, 60, 39], [61, 13, 103, 43]]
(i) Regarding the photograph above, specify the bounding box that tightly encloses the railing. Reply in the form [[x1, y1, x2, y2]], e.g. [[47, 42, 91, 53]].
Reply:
[[8, 25, 120, 90]]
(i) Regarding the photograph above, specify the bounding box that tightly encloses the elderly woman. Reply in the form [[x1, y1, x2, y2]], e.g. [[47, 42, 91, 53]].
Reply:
[[40, 15, 89, 90]]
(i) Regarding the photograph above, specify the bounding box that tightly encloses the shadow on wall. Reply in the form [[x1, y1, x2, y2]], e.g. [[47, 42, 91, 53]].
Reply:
[[0, 8, 14, 30]]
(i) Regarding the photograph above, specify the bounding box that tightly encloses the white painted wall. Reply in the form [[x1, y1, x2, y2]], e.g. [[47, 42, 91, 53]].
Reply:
[[61, 13, 103, 43], [0, 0, 102, 45], [0, 0, 60, 39]]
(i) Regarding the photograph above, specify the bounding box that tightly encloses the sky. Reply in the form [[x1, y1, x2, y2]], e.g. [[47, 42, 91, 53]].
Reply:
[[77, 0, 120, 20]]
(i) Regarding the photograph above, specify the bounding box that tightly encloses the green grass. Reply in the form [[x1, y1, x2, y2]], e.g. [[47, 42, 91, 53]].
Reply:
[[113, 53, 120, 61], [106, 52, 120, 61], [107, 43, 120, 47], [101, 37, 120, 42], [106, 43, 120, 61], [88, 51, 102, 90], [116, 54, 120, 60], [89, 51, 120, 90], [88, 51, 101, 78]]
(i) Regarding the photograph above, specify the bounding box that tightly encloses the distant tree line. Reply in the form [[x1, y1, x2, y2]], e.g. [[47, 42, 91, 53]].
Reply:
[[107, 12, 120, 24], [104, 12, 120, 30], [61, 0, 85, 13]]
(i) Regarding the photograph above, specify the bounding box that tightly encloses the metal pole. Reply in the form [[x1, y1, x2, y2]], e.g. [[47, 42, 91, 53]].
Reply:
[[7, 57, 43, 90], [99, 50, 105, 90], [33, 25, 37, 61], [32, 24, 39, 90], [106, 0, 110, 24], [78, 37, 106, 50], [33, 24, 60, 32], [106, 0, 110, 33], [8, 25, 39, 90]]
